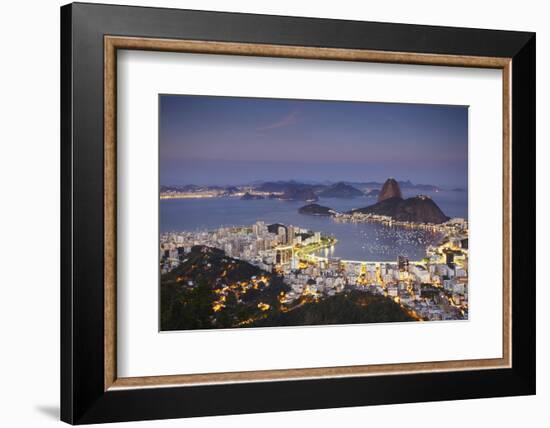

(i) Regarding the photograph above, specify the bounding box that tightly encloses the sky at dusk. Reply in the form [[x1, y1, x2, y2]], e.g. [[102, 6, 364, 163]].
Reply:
[[159, 95, 468, 188]]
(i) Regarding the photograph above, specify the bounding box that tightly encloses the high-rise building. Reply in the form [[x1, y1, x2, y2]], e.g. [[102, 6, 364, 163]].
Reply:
[[278, 226, 287, 244], [252, 221, 267, 236], [287, 225, 295, 245], [276, 247, 292, 265], [314, 231, 321, 243]]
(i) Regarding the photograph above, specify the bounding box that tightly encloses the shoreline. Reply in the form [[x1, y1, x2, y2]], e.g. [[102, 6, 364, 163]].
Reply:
[[332, 212, 468, 235]]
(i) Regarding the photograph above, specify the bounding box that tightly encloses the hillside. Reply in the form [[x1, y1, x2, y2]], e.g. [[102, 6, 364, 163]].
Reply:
[[298, 203, 336, 216], [252, 290, 415, 327], [160, 246, 289, 331], [280, 185, 319, 202], [318, 182, 363, 198], [160, 246, 416, 331], [351, 195, 449, 224]]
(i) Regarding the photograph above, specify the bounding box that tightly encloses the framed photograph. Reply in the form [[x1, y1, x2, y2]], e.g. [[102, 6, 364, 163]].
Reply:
[[61, 2, 536, 424]]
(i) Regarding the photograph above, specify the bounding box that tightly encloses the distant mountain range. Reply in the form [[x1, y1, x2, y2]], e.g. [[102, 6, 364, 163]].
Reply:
[[345, 179, 441, 192], [279, 184, 319, 202], [161, 179, 446, 200], [160, 184, 240, 195], [252, 179, 441, 194], [318, 182, 364, 198]]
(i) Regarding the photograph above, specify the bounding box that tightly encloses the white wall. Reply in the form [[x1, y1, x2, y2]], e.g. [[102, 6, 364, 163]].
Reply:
[[0, 0, 546, 427]]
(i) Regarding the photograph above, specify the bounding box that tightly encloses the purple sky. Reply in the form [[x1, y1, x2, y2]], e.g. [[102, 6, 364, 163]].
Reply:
[[159, 95, 468, 188]]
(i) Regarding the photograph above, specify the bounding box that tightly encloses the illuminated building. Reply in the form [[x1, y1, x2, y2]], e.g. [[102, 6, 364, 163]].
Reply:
[[287, 225, 295, 245], [277, 226, 286, 244], [398, 255, 409, 271]]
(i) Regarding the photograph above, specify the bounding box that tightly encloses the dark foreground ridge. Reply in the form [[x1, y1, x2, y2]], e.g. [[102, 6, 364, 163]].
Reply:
[[160, 246, 415, 331], [160, 245, 289, 331], [253, 290, 415, 327]]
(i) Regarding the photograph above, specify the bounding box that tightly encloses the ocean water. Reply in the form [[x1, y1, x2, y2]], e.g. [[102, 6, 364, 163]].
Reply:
[[160, 190, 467, 262]]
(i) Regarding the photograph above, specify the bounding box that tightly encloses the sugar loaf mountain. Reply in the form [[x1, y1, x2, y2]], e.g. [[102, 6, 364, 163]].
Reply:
[[299, 178, 449, 224], [351, 178, 449, 223]]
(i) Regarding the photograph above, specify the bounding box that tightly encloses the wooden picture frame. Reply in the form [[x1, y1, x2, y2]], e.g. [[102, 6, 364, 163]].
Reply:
[[61, 2, 535, 424]]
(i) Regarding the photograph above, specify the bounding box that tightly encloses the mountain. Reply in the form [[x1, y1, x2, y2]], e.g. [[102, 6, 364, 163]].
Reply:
[[345, 181, 384, 189], [254, 181, 321, 201], [351, 195, 449, 224], [318, 182, 363, 198], [365, 189, 380, 198], [378, 178, 403, 202], [298, 203, 336, 216], [280, 185, 319, 202]]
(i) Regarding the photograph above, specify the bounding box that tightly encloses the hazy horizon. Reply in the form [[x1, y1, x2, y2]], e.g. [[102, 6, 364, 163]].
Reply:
[[160, 95, 468, 189], [159, 173, 468, 190]]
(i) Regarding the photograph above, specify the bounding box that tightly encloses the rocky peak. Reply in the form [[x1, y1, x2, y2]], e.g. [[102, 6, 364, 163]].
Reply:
[[378, 178, 403, 202]]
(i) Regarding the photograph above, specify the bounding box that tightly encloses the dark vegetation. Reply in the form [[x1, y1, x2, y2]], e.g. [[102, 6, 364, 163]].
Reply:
[[161, 247, 415, 331], [252, 290, 414, 327], [298, 203, 335, 216], [161, 246, 289, 331]]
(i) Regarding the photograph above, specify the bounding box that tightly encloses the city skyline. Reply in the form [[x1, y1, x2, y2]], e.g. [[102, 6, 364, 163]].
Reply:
[[159, 95, 468, 188]]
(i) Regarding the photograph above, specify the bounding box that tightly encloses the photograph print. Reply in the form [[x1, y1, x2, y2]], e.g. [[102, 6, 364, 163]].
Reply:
[[159, 95, 469, 331]]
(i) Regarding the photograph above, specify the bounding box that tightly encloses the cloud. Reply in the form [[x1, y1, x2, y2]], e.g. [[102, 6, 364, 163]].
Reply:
[[256, 109, 299, 131]]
